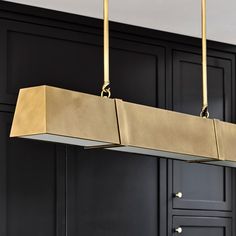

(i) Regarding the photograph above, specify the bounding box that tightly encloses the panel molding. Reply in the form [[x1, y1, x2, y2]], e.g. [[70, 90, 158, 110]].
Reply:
[[172, 216, 232, 236], [0, 2, 235, 236], [0, 112, 67, 236], [0, 19, 165, 107], [0, 113, 9, 236], [169, 160, 232, 212], [172, 49, 234, 121]]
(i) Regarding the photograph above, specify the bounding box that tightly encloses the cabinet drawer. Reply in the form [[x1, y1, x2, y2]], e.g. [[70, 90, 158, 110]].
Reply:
[[172, 216, 231, 236], [170, 160, 232, 211]]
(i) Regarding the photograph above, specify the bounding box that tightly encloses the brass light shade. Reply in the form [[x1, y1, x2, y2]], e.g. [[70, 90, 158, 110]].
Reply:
[[206, 120, 236, 167], [11, 85, 219, 162], [109, 100, 218, 161], [10, 86, 120, 147], [10, 86, 236, 164]]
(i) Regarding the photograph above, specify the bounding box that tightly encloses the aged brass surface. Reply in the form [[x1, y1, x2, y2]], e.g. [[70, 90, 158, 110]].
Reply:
[[110, 100, 218, 161], [206, 120, 236, 167], [11, 86, 219, 162], [10, 86, 120, 146], [11, 86, 47, 137]]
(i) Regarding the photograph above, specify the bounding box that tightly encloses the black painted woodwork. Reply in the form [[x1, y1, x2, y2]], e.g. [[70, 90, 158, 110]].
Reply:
[[0, 112, 57, 236], [173, 50, 234, 121], [67, 148, 158, 236], [172, 216, 232, 236], [0, 1, 235, 236], [171, 161, 232, 211], [0, 19, 165, 107]]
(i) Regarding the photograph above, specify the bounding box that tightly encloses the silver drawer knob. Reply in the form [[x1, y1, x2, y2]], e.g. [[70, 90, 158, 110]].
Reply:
[[175, 227, 183, 234], [175, 192, 183, 198]]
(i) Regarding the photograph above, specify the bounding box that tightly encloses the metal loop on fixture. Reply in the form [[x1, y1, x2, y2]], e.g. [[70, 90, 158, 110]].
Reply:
[[200, 105, 209, 118], [101, 83, 111, 98]]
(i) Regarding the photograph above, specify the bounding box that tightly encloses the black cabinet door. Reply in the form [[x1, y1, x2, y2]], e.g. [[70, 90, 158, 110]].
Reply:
[[0, 19, 165, 108], [172, 50, 234, 121], [0, 112, 59, 236], [172, 216, 231, 236], [67, 147, 158, 236], [170, 161, 232, 211], [170, 49, 234, 211]]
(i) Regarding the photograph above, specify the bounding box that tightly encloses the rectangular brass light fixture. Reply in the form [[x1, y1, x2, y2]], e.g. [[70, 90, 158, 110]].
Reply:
[[10, 86, 120, 147], [11, 85, 220, 163], [10, 86, 236, 164], [9, 0, 236, 167]]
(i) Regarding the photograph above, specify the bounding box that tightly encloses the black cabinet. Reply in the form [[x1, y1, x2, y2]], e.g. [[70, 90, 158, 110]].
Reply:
[[0, 2, 235, 236], [171, 161, 232, 211], [0, 112, 59, 236], [169, 48, 234, 211], [67, 147, 158, 236], [172, 216, 231, 236], [0, 19, 165, 107], [172, 50, 234, 121], [169, 47, 234, 211], [168, 47, 235, 236]]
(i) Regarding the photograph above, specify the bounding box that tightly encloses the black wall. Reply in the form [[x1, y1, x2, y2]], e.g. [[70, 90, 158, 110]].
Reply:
[[0, 2, 235, 236]]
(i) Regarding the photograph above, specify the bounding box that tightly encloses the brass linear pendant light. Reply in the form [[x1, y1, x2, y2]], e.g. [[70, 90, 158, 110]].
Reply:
[[10, 0, 236, 166]]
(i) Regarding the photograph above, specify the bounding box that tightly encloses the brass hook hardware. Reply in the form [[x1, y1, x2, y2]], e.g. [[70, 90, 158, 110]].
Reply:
[[200, 105, 209, 118], [101, 82, 111, 98]]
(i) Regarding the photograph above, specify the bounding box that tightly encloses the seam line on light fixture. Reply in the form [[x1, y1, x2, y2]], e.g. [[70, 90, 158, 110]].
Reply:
[[213, 119, 223, 161], [114, 99, 122, 145], [44, 85, 47, 133]]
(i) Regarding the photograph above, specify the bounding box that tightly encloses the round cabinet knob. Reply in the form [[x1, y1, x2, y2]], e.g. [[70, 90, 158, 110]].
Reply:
[[175, 227, 183, 234], [175, 192, 183, 198]]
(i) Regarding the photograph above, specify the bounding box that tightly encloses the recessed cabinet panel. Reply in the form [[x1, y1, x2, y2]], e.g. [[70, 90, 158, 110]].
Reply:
[[173, 216, 231, 236], [67, 148, 158, 236], [172, 161, 231, 211], [0, 20, 165, 107], [173, 50, 233, 121], [171, 49, 233, 212], [0, 112, 57, 236]]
